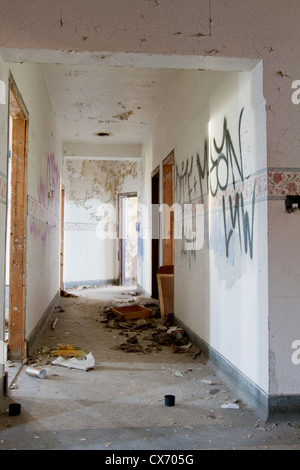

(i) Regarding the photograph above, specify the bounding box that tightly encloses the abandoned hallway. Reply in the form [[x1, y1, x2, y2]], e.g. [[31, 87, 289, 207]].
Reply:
[[1, 0, 300, 453], [0, 285, 300, 451]]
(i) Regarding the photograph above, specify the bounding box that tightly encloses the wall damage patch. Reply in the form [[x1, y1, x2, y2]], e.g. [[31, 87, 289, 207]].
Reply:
[[64, 159, 139, 220]]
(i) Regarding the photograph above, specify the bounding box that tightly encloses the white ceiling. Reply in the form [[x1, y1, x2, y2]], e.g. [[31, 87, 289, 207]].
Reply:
[[42, 63, 180, 147]]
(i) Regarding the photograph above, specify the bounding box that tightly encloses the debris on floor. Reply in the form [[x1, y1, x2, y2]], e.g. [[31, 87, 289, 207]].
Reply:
[[110, 304, 153, 321], [221, 402, 240, 410], [51, 352, 95, 371], [26, 366, 47, 379], [51, 318, 59, 330], [60, 289, 78, 298], [49, 344, 88, 358], [101, 305, 201, 358]]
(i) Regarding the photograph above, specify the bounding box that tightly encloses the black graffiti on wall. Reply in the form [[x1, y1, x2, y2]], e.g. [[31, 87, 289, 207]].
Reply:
[[222, 189, 256, 259], [175, 108, 256, 260]]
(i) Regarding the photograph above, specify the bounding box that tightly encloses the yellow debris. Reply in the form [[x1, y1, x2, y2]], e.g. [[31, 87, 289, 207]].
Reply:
[[50, 344, 87, 358]]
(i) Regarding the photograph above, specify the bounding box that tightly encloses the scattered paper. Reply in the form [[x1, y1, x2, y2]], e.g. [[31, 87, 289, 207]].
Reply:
[[51, 352, 95, 371], [174, 371, 183, 377], [221, 403, 240, 410], [201, 379, 220, 385]]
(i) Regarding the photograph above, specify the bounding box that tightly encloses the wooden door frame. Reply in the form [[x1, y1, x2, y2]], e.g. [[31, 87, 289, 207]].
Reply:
[[60, 183, 65, 291], [7, 73, 29, 359], [162, 150, 174, 266]]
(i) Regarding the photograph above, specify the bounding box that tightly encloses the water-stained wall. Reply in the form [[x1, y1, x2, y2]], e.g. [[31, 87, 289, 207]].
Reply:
[[63, 158, 142, 286]]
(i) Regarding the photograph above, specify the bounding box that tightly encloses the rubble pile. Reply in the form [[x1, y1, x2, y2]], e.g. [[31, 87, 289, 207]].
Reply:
[[100, 306, 201, 358]]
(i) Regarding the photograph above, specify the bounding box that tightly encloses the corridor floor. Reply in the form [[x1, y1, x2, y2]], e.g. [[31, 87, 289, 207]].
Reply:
[[1, 285, 300, 451]]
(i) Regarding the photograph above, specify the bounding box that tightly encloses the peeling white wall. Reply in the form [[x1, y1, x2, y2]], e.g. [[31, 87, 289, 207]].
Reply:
[[63, 158, 142, 286], [268, 203, 300, 395], [139, 139, 153, 296]]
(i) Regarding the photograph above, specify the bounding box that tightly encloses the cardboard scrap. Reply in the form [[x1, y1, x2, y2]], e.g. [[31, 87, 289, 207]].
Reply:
[[110, 304, 153, 321]]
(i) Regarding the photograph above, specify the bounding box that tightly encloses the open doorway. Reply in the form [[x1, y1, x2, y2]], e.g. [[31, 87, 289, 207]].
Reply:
[[118, 193, 138, 286], [151, 167, 160, 299], [5, 75, 28, 360]]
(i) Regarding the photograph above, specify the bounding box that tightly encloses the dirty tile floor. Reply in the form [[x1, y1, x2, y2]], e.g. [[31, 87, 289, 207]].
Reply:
[[1, 285, 300, 451]]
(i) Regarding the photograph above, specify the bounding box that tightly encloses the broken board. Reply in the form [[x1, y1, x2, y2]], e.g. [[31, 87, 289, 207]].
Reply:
[[110, 304, 153, 321], [157, 265, 174, 322]]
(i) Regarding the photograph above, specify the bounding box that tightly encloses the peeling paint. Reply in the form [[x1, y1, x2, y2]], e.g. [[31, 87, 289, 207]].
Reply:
[[113, 110, 134, 121], [64, 159, 139, 220]]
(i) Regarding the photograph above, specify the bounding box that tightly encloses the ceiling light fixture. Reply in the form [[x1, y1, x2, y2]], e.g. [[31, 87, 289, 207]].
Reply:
[[94, 131, 112, 137]]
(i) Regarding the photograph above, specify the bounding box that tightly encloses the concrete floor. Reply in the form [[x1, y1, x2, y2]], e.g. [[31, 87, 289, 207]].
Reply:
[[1, 285, 300, 451]]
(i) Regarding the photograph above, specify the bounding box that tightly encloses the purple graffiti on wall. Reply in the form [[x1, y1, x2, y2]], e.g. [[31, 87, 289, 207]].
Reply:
[[47, 152, 60, 199], [38, 179, 46, 211], [34, 153, 60, 244]]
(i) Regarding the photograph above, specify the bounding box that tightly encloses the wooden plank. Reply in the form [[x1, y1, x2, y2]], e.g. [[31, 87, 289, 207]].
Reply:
[[157, 267, 174, 322], [8, 116, 28, 359]]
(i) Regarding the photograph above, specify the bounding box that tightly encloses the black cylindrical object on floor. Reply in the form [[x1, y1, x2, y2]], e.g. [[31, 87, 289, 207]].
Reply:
[[9, 403, 21, 416], [164, 394, 175, 406]]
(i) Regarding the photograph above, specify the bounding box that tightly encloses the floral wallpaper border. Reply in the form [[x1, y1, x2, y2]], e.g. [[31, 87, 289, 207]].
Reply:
[[64, 222, 98, 231], [268, 168, 300, 200], [1, 167, 299, 213], [186, 169, 268, 214], [189, 168, 300, 213], [27, 195, 59, 229]]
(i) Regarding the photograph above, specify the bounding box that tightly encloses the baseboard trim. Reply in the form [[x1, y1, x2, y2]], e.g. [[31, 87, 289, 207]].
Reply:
[[174, 317, 285, 420], [63, 279, 118, 289], [268, 394, 300, 414], [136, 284, 151, 298], [27, 291, 60, 357], [0, 372, 7, 401]]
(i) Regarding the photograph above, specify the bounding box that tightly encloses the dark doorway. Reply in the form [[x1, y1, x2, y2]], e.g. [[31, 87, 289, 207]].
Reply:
[[151, 167, 160, 299]]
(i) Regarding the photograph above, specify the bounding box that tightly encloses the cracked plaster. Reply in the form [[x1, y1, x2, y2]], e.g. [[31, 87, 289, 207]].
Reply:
[[64, 159, 139, 220]]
